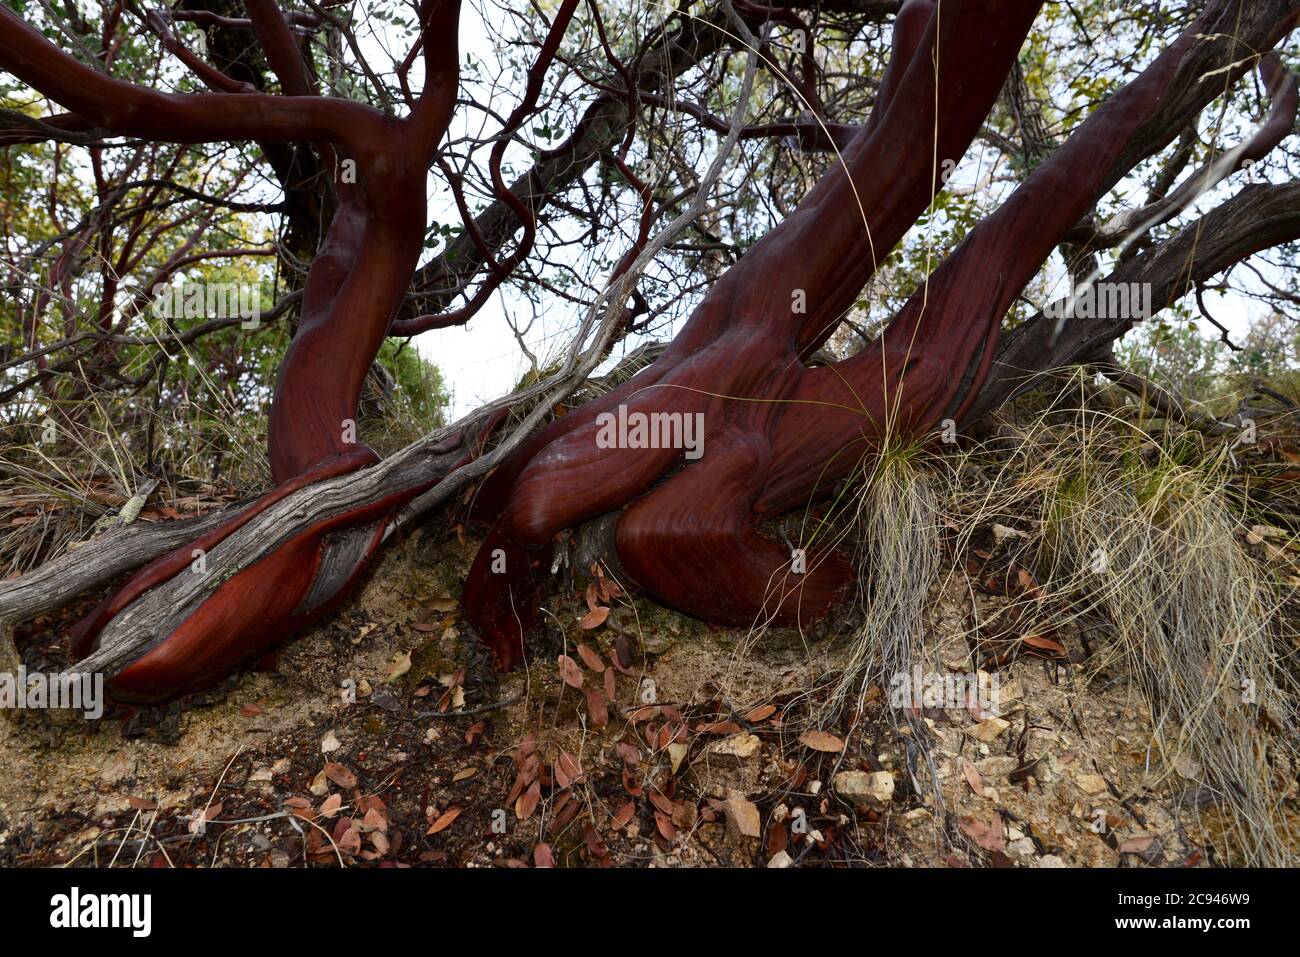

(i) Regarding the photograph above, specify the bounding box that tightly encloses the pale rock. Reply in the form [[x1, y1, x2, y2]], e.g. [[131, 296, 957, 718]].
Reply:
[[833, 770, 894, 805], [1075, 773, 1108, 795], [1010, 837, 1037, 857], [997, 678, 1024, 706], [708, 733, 762, 762], [1172, 752, 1203, 780], [941, 642, 971, 671], [970, 716, 1010, 742], [722, 797, 762, 839], [975, 756, 1019, 779]]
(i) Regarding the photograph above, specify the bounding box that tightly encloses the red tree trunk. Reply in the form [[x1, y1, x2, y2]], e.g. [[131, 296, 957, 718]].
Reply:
[[460, 0, 1242, 667]]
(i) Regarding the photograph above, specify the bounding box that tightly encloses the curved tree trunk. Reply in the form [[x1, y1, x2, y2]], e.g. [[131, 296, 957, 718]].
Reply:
[[1, 0, 1296, 704], [460, 0, 1300, 666]]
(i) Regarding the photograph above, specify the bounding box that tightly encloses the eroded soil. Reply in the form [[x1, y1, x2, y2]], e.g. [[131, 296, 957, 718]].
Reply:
[[0, 523, 1289, 868]]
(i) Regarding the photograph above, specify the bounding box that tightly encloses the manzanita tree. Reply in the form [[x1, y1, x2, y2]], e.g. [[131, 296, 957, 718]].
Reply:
[[0, 0, 1297, 702]]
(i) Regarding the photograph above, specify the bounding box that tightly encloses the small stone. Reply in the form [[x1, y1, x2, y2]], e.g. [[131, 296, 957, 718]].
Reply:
[[248, 766, 273, 784], [767, 849, 793, 868], [671, 801, 698, 830], [321, 730, 342, 753], [992, 523, 1029, 542], [1172, 753, 1203, 780], [708, 732, 761, 762], [1010, 837, 1037, 857], [970, 716, 1010, 742], [940, 641, 971, 671], [722, 797, 762, 839], [1075, 773, 1108, 795], [833, 770, 894, 805], [1038, 854, 1067, 868], [997, 678, 1024, 706], [807, 780, 822, 796], [974, 756, 1019, 779], [642, 635, 673, 655], [371, 687, 402, 712]]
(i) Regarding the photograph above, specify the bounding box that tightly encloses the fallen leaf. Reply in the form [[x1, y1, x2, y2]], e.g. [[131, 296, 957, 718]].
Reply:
[[426, 806, 462, 835], [958, 814, 1004, 851], [668, 742, 689, 775], [1016, 567, 1042, 597], [579, 605, 610, 629], [743, 704, 777, 723], [516, 780, 541, 820], [577, 643, 606, 672], [648, 790, 675, 816], [798, 730, 844, 753], [654, 811, 676, 841], [1119, 836, 1155, 854], [385, 650, 412, 680], [337, 827, 361, 855], [960, 757, 984, 797], [1021, 633, 1067, 655], [319, 794, 343, 818], [533, 843, 556, 868], [584, 687, 609, 727], [612, 801, 635, 829], [555, 752, 584, 788], [557, 655, 584, 689], [323, 762, 357, 789]]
